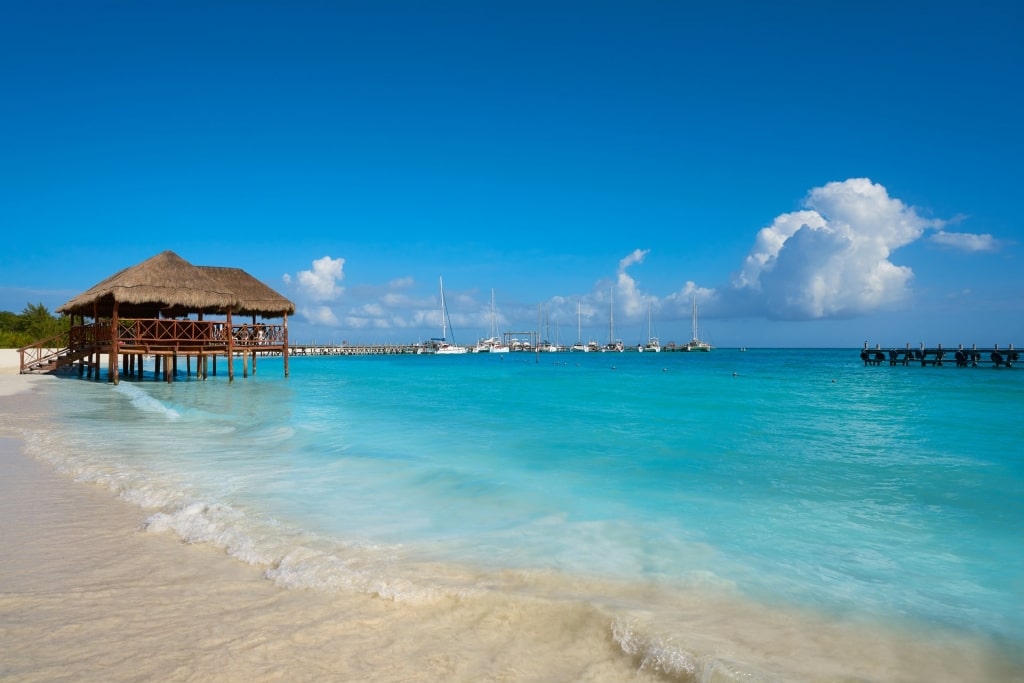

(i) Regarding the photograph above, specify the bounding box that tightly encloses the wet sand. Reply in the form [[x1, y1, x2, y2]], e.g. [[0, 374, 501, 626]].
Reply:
[[0, 363, 657, 683], [3, 351, 1020, 683]]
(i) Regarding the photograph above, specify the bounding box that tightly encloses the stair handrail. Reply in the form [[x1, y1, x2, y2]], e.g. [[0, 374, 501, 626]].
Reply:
[[16, 328, 73, 374]]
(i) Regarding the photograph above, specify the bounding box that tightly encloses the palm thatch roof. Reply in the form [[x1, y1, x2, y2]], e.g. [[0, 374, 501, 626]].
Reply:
[[198, 266, 295, 316], [57, 251, 294, 319]]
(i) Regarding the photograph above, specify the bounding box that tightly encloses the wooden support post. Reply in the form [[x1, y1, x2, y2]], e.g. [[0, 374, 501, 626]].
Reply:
[[186, 354, 191, 378], [227, 310, 235, 383], [154, 355, 161, 380], [110, 302, 120, 385], [283, 313, 290, 378]]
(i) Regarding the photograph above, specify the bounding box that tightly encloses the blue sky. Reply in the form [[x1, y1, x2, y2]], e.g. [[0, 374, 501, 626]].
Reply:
[[2, 1, 1021, 347]]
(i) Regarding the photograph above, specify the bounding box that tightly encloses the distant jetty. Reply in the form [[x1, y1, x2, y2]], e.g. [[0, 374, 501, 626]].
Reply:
[[861, 342, 1019, 367], [289, 341, 702, 356]]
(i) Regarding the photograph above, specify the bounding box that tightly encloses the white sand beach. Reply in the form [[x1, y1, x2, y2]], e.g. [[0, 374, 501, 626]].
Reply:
[[0, 349, 45, 397], [3, 351, 1020, 683], [0, 361, 659, 682], [0, 348, 17, 372]]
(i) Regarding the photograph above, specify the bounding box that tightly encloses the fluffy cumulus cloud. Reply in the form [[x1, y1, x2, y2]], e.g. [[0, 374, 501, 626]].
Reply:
[[283, 256, 346, 302], [616, 248, 650, 317], [728, 178, 941, 320], [282, 256, 347, 327]]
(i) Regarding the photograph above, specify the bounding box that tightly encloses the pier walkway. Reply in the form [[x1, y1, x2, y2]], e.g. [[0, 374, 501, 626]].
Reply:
[[861, 342, 1019, 368]]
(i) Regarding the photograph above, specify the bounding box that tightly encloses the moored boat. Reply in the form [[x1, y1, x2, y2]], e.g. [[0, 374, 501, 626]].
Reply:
[[683, 294, 711, 352], [435, 276, 467, 354]]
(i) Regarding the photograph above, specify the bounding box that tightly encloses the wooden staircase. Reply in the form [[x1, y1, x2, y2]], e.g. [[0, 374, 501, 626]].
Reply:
[[17, 330, 91, 374]]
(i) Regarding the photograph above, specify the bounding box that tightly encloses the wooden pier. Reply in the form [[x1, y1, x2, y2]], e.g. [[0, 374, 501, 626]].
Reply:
[[289, 344, 422, 356], [861, 342, 1019, 367]]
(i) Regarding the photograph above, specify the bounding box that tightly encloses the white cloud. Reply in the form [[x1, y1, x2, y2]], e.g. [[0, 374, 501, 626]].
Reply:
[[665, 281, 716, 307], [288, 256, 346, 302], [302, 305, 340, 326], [727, 178, 939, 320], [616, 248, 649, 317], [929, 230, 999, 252]]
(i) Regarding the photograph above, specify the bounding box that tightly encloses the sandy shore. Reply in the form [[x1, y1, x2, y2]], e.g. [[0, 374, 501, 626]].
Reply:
[[0, 432, 389, 682], [4, 351, 1019, 682], [0, 367, 657, 682], [0, 347, 109, 397], [0, 348, 47, 397]]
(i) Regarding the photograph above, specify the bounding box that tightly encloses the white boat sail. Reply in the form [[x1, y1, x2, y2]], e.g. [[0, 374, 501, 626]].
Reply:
[[684, 294, 711, 352], [434, 276, 467, 354], [474, 289, 509, 353]]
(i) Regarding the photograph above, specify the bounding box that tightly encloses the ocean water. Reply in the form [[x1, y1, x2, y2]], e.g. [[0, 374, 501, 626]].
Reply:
[[15, 349, 1024, 681]]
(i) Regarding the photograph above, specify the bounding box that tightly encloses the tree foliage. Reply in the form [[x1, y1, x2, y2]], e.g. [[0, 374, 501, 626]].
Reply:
[[0, 303, 70, 348]]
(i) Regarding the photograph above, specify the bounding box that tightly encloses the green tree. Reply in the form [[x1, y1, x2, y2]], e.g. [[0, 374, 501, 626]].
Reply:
[[0, 303, 69, 347]]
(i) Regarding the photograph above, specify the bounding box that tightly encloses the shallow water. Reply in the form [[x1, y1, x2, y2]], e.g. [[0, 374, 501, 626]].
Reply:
[[6, 349, 1024, 681]]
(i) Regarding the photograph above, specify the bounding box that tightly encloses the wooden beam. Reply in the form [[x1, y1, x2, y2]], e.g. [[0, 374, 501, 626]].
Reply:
[[283, 312, 290, 378], [110, 301, 119, 385], [227, 309, 235, 382]]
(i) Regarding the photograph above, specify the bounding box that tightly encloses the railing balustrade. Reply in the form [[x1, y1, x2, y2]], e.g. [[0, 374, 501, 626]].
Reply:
[[20, 319, 288, 372]]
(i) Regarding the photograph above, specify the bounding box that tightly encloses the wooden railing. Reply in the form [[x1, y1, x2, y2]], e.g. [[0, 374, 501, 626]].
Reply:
[[19, 319, 287, 374], [114, 320, 285, 350], [17, 329, 73, 372], [230, 323, 286, 346]]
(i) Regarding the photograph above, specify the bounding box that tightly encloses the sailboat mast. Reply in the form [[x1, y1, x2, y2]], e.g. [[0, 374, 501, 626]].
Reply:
[[440, 276, 446, 340], [692, 294, 698, 341], [577, 300, 582, 343], [609, 287, 614, 344], [439, 276, 457, 343], [490, 288, 497, 339]]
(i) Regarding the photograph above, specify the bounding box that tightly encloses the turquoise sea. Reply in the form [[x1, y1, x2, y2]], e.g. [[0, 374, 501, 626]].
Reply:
[[16, 349, 1024, 681]]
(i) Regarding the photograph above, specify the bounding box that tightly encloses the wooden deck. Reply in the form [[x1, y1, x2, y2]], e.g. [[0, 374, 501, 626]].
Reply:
[[19, 319, 289, 382]]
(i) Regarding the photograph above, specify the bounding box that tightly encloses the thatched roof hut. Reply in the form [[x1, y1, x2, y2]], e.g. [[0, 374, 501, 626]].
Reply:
[[56, 251, 293, 319]]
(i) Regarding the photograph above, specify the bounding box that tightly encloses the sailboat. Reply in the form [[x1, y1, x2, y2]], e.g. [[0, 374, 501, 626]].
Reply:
[[434, 276, 467, 354], [640, 301, 660, 352], [604, 286, 623, 352], [570, 300, 588, 352], [474, 289, 509, 353], [684, 294, 711, 352], [537, 308, 560, 352]]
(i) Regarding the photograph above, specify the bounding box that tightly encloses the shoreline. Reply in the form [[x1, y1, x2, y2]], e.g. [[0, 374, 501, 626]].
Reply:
[[0, 372, 659, 682], [2, 352, 1022, 682], [0, 431, 397, 682]]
